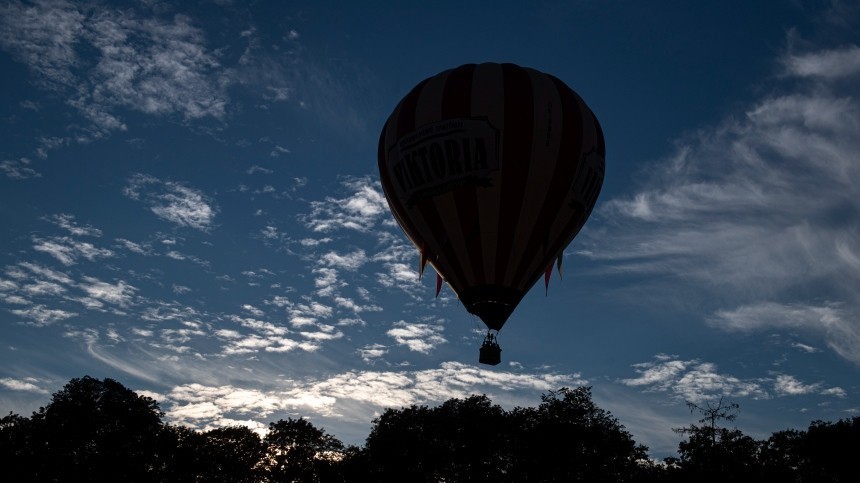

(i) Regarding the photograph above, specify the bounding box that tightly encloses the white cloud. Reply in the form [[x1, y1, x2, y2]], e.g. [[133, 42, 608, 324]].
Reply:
[[78, 276, 137, 307], [584, 42, 860, 366], [32, 236, 114, 266], [773, 374, 819, 396], [0, 377, 50, 394], [820, 387, 847, 398], [0, 0, 84, 90], [242, 304, 265, 317], [229, 315, 288, 336], [783, 45, 860, 80], [299, 237, 332, 247], [247, 165, 273, 174], [22, 280, 67, 297], [378, 262, 421, 288], [710, 302, 860, 366], [621, 357, 768, 403], [791, 342, 819, 353], [124, 174, 217, 231], [623, 355, 847, 404], [151, 186, 217, 230], [312, 267, 344, 298], [773, 374, 845, 398], [10, 304, 77, 326], [0, 158, 40, 179], [159, 362, 584, 432], [260, 225, 280, 240], [302, 177, 389, 233], [319, 249, 368, 271], [283, 300, 334, 327], [0, 1, 230, 155], [387, 320, 447, 353], [299, 329, 344, 341], [47, 213, 102, 237], [269, 145, 290, 157], [333, 296, 381, 314], [18, 262, 74, 285], [359, 343, 388, 363]]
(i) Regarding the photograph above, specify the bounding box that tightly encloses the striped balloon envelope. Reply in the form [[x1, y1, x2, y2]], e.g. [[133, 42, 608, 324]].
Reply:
[[378, 63, 604, 361]]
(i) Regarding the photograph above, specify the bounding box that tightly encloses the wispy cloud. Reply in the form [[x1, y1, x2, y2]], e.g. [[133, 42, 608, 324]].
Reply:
[[0, 377, 50, 394], [782, 45, 860, 79], [0, 0, 229, 150], [0, 0, 84, 90], [621, 355, 846, 403], [46, 214, 102, 237], [773, 374, 845, 398], [621, 356, 769, 403], [160, 361, 585, 432], [0, 158, 41, 179], [124, 174, 217, 231], [10, 304, 77, 326], [78, 276, 137, 308], [710, 302, 860, 366], [32, 236, 114, 266], [584, 43, 860, 365]]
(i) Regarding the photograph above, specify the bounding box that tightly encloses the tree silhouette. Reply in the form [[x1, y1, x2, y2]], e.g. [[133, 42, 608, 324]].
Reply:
[[364, 394, 510, 482], [798, 417, 860, 482], [508, 387, 649, 482], [261, 417, 345, 482], [24, 376, 166, 481], [2, 375, 859, 482], [673, 398, 758, 481], [0, 411, 36, 479], [364, 388, 649, 482], [758, 428, 804, 482], [196, 426, 265, 482]]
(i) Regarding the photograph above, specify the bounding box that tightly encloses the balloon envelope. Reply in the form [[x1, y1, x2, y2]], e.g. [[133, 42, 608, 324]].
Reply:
[[378, 63, 604, 331]]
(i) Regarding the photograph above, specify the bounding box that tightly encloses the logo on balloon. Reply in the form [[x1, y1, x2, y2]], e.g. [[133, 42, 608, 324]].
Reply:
[[386, 118, 500, 207]]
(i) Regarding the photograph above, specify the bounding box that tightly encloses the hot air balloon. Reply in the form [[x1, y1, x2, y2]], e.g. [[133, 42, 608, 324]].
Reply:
[[378, 63, 604, 365]]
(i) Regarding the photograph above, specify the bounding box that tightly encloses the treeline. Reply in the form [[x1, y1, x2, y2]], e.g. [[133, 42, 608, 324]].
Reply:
[[1, 376, 858, 482]]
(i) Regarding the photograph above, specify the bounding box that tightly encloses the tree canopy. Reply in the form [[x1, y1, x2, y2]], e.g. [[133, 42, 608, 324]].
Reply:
[[2, 376, 858, 482]]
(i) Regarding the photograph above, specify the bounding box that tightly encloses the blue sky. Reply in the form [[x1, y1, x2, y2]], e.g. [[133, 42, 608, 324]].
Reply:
[[1, 0, 859, 458]]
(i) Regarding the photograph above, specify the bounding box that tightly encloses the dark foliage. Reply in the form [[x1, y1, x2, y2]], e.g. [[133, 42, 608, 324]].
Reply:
[[13, 376, 166, 481], [262, 417, 346, 482], [506, 387, 649, 482], [364, 394, 511, 482], [2, 376, 858, 482], [672, 398, 758, 482]]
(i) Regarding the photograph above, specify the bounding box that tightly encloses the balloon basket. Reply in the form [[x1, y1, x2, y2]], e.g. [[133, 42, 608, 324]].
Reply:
[[478, 332, 501, 366]]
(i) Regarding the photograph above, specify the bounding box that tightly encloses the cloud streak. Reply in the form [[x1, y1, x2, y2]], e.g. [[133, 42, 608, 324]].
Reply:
[[622, 355, 845, 403], [585, 44, 860, 365], [160, 361, 585, 433]]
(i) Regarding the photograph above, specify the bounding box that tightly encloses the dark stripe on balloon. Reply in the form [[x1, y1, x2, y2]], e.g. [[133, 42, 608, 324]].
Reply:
[[526, 98, 604, 293], [495, 63, 534, 285], [510, 74, 585, 288], [441, 64, 486, 287]]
